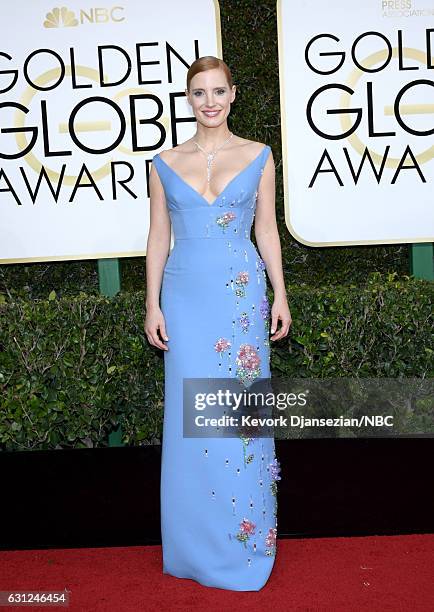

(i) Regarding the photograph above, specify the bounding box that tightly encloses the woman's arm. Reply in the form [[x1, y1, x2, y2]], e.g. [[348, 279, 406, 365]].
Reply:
[[144, 159, 171, 351], [254, 148, 292, 341]]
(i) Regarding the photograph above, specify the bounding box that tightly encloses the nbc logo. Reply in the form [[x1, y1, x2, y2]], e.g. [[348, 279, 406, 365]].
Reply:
[[43, 6, 125, 27], [44, 7, 78, 28]]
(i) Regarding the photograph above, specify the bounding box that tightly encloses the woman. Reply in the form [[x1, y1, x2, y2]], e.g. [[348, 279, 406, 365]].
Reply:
[[145, 56, 291, 591]]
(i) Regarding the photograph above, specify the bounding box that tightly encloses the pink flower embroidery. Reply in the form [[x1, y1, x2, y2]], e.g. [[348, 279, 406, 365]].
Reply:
[[265, 527, 277, 547], [235, 517, 256, 547], [265, 527, 277, 555], [240, 518, 256, 535], [214, 337, 231, 353], [236, 271, 249, 285], [236, 343, 261, 385], [216, 212, 236, 233], [235, 271, 249, 297]]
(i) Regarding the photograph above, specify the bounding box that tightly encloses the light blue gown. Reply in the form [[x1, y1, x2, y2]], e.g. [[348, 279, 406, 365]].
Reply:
[[152, 144, 281, 591]]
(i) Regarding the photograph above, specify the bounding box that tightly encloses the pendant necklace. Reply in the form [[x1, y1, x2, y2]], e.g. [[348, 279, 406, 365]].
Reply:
[[193, 132, 234, 183]]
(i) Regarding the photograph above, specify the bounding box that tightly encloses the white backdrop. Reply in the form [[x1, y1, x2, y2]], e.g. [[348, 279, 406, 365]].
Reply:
[[0, 0, 221, 263], [278, 0, 434, 246]]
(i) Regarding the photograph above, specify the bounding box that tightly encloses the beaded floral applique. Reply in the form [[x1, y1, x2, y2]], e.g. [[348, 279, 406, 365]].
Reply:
[[235, 518, 256, 547], [235, 271, 249, 298], [214, 337, 231, 353], [256, 257, 266, 279], [236, 343, 261, 386], [216, 211, 236, 233], [265, 527, 277, 556], [240, 435, 255, 467], [260, 295, 270, 325], [260, 294, 271, 346], [214, 337, 232, 370], [269, 457, 281, 496], [238, 312, 251, 333]]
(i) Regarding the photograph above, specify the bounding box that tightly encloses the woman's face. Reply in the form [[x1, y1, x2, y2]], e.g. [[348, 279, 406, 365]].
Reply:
[[186, 68, 236, 127]]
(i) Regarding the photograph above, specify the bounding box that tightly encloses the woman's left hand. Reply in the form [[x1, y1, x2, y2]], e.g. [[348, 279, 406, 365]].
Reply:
[[270, 296, 292, 341]]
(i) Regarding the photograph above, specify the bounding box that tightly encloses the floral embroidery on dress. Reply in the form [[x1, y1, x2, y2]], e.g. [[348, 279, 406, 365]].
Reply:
[[265, 527, 277, 556], [214, 338, 232, 370], [235, 518, 256, 547], [214, 337, 231, 353], [259, 295, 270, 343], [256, 257, 266, 282], [260, 294, 270, 322], [235, 271, 249, 298], [269, 457, 281, 496], [216, 211, 236, 233], [238, 312, 251, 333], [236, 343, 261, 386], [240, 435, 255, 467]]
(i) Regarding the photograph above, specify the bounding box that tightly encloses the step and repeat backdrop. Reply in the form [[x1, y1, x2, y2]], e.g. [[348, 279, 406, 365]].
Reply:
[[0, 0, 221, 262], [278, 0, 433, 246], [0, 0, 432, 262]]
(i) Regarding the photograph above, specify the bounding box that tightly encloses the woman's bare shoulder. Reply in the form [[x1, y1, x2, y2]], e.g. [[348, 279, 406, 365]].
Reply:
[[233, 138, 267, 154], [159, 143, 192, 164]]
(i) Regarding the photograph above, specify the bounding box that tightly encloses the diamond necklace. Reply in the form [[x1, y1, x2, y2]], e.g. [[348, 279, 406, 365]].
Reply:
[[193, 132, 234, 183]]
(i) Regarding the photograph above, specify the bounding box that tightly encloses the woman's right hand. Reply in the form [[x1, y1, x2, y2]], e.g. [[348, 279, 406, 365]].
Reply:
[[144, 305, 169, 351]]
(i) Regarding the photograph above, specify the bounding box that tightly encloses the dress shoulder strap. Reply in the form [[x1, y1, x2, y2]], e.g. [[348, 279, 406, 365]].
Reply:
[[260, 144, 271, 171], [151, 152, 166, 187]]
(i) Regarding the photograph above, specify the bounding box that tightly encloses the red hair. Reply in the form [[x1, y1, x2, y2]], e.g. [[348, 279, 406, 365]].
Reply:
[[186, 56, 233, 91]]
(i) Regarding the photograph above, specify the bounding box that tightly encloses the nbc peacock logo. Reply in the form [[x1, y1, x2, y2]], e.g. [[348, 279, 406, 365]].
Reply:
[[43, 7, 79, 28]]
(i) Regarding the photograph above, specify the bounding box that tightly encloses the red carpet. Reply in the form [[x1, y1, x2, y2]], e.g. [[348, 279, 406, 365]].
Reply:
[[1, 534, 433, 611]]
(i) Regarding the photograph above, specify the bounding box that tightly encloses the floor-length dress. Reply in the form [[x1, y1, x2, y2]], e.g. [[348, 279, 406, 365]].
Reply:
[[152, 143, 281, 591]]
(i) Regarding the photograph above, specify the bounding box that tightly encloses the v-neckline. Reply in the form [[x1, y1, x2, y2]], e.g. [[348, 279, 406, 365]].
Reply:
[[157, 145, 267, 206]]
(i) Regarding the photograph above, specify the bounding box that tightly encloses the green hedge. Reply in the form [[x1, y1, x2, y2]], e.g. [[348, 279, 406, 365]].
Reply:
[[1, 273, 432, 451]]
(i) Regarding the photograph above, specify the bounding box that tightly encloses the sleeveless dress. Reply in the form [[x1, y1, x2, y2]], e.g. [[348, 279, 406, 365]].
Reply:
[[152, 144, 281, 591]]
